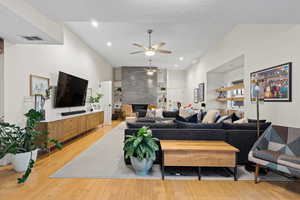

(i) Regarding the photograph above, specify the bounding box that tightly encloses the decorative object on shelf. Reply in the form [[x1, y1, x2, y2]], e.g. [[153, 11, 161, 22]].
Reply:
[[250, 62, 292, 102], [123, 126, 159, 175], [88, 93, 103, 111], [0, 109, 62, 183], [198, 83, 205, 102], [30, 74, 49, 96], [34, 95, 46, 120]]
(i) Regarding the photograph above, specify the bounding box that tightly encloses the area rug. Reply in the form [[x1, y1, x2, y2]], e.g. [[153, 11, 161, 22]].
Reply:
[[51, 122, 291, 181]]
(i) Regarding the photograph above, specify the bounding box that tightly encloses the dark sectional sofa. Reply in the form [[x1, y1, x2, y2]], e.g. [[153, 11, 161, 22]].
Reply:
[[124, 112, 271, 166]]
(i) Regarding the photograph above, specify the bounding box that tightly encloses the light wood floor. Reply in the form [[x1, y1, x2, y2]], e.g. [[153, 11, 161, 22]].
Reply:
[[1, 120, 300, 200]]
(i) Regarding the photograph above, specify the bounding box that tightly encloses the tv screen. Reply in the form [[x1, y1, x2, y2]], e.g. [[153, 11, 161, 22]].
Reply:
[[55, 72, 88, 108]]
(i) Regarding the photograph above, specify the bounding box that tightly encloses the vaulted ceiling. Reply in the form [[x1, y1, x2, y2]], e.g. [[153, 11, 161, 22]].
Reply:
[[25, 0, 300, 68]]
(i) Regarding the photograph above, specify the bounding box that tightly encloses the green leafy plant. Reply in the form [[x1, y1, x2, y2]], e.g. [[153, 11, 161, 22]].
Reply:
[[123, 127, 159, 161], [88, 93, 103, 103], [0, 109, 62, 183]]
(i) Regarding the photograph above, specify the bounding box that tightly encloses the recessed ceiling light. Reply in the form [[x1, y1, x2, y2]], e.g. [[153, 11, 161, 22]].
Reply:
[[179, 57, 184, 61], [91, 19, 99, 28], [107, 41, 112, 47], [174, 64, 179, 67]]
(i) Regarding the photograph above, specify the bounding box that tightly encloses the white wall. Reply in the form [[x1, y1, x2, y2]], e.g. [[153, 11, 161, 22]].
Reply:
[[3, 27, 113, 125], [0, 44, 3, 121], [186, 24, 299, 128], [167, 70, 186, 109]]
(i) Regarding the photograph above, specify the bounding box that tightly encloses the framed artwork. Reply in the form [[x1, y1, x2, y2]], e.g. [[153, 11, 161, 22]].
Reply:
[[250, 62, 292, 102], [194, 88, 199, 103], [30, 74, 50, 96], [198, 83, 205, 102]]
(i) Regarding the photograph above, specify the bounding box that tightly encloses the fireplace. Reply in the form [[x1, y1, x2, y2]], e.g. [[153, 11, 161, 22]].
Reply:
[[132, 104, 148, 112]]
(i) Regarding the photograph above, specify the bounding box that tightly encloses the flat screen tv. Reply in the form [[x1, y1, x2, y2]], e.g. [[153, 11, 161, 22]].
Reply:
[[55, 71, 88, 108]]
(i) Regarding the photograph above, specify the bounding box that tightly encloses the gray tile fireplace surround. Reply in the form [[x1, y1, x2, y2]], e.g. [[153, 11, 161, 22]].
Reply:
[[122, 67, 157, 105]]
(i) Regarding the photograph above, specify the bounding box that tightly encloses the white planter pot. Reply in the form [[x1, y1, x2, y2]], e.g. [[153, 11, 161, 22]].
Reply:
[[11, 149, 38, 172], [0, 154, 13, 166]]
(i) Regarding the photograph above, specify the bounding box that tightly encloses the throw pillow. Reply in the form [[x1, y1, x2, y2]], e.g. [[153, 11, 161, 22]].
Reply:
[[145, 109, 155, 118], [176, 115, 188, 122], [233, 118, 248, 124], [179, 107, 195, 118], [185, 113, 198, 123], [155, 108, 164, 118], [216, 115, 232, 123], [202, 110, 220, 124], [231, 112, 240, 122]]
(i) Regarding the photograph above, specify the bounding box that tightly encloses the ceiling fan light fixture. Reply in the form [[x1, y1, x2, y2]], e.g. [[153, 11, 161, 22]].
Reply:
[[145, 50, 155, 57], [147, 70, 154, 76]]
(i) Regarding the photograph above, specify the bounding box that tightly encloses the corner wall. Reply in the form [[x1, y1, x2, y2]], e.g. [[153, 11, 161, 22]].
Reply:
[[3, 26, 113, 125], [186, 24, 299, 128]]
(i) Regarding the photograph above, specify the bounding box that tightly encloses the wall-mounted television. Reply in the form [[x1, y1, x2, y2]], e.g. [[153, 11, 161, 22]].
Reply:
[[55, 71, 88, 108]]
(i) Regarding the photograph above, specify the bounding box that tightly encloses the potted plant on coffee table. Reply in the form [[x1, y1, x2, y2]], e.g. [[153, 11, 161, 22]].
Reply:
[[0, 109, 62, 183], [123, 126, 159, 175]]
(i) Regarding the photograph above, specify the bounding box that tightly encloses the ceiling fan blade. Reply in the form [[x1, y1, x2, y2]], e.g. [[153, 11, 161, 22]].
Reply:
[[133, 43, 146, 49], [157, 49, 172, 54], [152, 42, 166, 50], [130, 51, 144, 54]]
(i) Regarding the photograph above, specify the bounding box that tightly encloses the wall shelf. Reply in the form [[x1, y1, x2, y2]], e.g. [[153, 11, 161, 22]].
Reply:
[[217, 97, 244, 102], [216, 84, 244, 92]]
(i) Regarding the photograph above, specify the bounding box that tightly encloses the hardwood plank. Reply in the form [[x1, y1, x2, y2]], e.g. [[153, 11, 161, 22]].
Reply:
[[1, 120, 300, 200]]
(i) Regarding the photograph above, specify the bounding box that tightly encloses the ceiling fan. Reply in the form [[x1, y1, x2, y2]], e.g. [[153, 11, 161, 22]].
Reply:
[[130, 29, 172, 56], [145, 59, 157, 76]]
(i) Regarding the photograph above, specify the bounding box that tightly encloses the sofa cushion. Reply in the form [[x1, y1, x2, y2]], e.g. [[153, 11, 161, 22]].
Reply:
[[185, 113, 198, 123], [223, 122, 271, 130], [279, 155, 300, 170], [233, 118, 248, 124], [137, 110, 147, 118], [174, 120, 223, 129], [136, 117, 156, 123], [248, 119, 267, 123], [163, 111, 178, 118], [197, 111, 206, 122], [127, 122, 177, 129], [253, 150, 282, 163], [145, 109, 155, 118]]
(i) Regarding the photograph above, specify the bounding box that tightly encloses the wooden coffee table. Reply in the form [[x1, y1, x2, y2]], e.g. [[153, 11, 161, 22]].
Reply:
[[160, 140, 240, 180]]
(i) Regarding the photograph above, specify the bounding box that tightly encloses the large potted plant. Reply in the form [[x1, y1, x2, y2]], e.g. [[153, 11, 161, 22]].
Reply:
[[0, 109, 62, 183], [123, 126, 159, 175]]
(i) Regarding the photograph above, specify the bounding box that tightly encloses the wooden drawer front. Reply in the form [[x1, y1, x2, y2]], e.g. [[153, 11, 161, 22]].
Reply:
[[99, 111, 104, 124], [63, 118, 78, 138], [87, 114, 98, 130], [77, 116, 87, 133], [48, 121, 63, 141], [163, 150, 236, 167]]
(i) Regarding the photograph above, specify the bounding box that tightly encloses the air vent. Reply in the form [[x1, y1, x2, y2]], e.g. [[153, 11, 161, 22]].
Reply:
[[21, 36, 43, 41]]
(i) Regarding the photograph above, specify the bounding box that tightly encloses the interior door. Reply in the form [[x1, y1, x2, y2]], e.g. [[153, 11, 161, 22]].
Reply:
[[99, 81, 112, 125]]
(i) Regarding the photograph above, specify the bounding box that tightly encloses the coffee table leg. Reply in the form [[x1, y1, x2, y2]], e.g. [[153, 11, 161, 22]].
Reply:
[[198, 167, 201, 180], [161, 152, 165, 180]]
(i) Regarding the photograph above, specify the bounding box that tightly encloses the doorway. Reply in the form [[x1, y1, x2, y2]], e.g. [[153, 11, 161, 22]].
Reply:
[[0, 39, 4, 122], [99, 81, 112, 125]]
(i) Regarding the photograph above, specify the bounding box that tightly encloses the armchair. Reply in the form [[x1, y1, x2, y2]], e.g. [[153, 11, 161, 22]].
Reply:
[[249, 125, 300, 183]]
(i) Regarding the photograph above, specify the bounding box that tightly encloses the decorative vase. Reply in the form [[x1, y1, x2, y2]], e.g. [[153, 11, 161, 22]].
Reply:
[[0, 154, 12, 166], [11, 149, 38, 172], [130, 156, 153, 175]]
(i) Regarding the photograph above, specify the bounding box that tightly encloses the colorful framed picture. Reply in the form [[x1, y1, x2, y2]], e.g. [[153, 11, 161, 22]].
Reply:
[[250, 62, 292, 102], [30, 74, 50, 96]]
